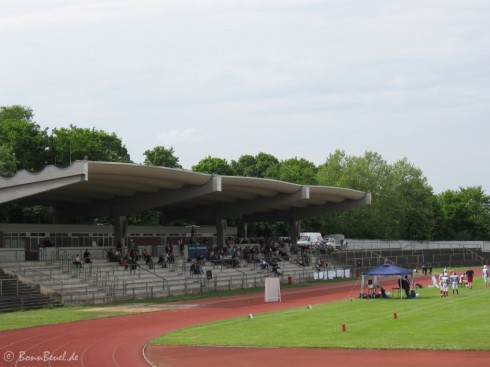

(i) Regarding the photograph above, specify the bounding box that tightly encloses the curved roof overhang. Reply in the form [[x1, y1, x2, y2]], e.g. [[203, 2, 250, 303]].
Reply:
[[0, 161, 371, 223]]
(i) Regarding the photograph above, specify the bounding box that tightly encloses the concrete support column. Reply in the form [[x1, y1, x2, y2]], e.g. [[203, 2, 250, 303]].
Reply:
[[288, 213, 300, 245], [215, 208, 226, 248], [159, 211, 166, 225], [243, 222, 248, 240], [49, 207, 61, 224], [112, 204, 127, 254]]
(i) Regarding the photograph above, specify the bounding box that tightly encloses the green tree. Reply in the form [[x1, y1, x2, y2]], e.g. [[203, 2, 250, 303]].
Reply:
[[49, 125, 131, 165], [388, 158, 436, 240], [127, 211, 160, 226], [143, 146, 182, 168], [436, 186, 490, 240], [231, 152, 281, 179], [231, 154, 257, 177], [251, 221, 290, 237], [0, 105, 50, 171], [331, 151, 391, 238], [256, 152, 280, 179], [278, 157, 317, 185], [0, 144, 17, 176], [317, 150, 436, 240], [0, 202, 51, 224], [0, 105, 34, 122], [316, 150, 348, 187], [192, 156, 234, 175]]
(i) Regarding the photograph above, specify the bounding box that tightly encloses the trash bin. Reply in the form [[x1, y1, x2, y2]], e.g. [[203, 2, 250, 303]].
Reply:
[[356, 269, 361, 278], [288, 276, 293, 285]]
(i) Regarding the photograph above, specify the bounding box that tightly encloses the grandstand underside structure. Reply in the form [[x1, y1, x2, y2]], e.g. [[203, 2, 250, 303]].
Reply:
[[0, 160, 371, 247]]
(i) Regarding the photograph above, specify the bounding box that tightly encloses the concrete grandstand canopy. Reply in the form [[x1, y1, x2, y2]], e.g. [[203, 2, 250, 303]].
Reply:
[[0, 160, 371, 223]]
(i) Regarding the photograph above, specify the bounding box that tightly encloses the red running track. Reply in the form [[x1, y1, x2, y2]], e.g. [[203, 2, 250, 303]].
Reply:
[[0, 277, 488, 367]]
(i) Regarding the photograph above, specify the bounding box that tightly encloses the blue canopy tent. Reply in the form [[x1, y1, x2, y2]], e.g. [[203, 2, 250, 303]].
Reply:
[[361, 263, 414, 299]]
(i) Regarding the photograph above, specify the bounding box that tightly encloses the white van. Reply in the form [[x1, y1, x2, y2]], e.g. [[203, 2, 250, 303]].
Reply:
[[297, 232, 323, 247]]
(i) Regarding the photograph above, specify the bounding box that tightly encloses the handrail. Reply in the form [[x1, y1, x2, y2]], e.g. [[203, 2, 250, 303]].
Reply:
[[4, 266, 66, 293], [132, 263, 169, 291], [230, 266, 247, 283], [1, 268, 63, 301], [0, 279, 19, 296], [95, 268, 102, 284], [401, 242, 415, 250], [463, 247, 488, 265]]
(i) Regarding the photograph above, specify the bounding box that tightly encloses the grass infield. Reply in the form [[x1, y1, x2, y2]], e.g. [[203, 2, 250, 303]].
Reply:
[[151, 276, 490, 350]]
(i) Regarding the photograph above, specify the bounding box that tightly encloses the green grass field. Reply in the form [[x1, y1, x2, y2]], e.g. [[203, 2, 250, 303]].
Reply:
[[151, 277, 490, 350], [0, 306, 130, 331]]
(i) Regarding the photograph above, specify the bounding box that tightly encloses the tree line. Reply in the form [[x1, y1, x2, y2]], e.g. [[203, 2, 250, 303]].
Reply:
[[1, 105, 489, 241]]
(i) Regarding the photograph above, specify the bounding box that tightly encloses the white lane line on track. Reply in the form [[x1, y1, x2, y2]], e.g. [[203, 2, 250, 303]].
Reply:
[[111, 342, 122, 367], [142, 344, 158, 367]]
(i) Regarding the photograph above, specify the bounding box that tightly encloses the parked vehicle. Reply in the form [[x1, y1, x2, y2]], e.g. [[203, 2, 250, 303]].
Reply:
[[297, 232, 323, 247]]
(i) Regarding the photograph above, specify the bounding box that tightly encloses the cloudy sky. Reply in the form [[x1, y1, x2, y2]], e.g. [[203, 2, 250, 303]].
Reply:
[[1, 0, 489, 194]]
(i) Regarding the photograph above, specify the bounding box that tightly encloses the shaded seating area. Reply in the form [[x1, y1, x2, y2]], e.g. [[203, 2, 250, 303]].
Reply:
[[361, 263, 414, 300]]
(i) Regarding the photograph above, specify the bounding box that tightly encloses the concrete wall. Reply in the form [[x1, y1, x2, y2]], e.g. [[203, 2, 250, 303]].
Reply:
[[0, 248, 25, 262], [347, 240, 489, 252]]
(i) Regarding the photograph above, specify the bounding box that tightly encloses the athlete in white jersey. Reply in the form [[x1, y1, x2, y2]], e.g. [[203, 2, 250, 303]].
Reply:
[[440, 272, 449, 297], [483, 265, 489, 288], [450, 272, 459, 295]]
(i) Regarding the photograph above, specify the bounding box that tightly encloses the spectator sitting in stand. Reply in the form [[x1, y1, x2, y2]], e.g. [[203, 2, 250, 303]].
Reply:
[[73, 254, 82, 268], [145, 254, 154, 269], [119, 254, 129, 270], [195, 260, 204, 274], [190, 261, 204, 275], [157, 254, 167, 268], [129, 257, 138, 271], [231, 254, 240, 268], [129, 249, 140, 262], [269, 258, 281, 276], [316, 257, 327, 271], [142, 248, 154, 268], [278, 247, 289, 261], [302, 253, 310, 267], [83, 249, 92, 263], [260, 258, 268, 270]]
